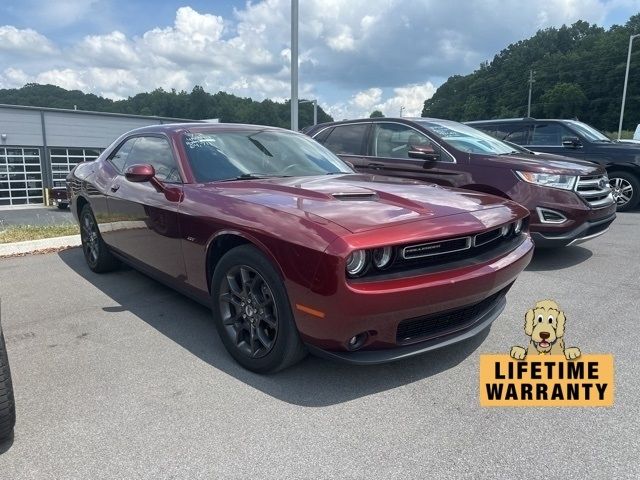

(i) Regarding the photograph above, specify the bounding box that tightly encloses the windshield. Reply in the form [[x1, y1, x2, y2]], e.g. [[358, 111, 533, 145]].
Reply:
[[182, 130, 353, 182], [416, 120, 517, 155], [563, 120, 611, 142]]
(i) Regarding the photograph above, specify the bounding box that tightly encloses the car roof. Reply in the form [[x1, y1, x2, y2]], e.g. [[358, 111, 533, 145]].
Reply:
[[125, 122, 290, 135], [466, 118, 583, 125]]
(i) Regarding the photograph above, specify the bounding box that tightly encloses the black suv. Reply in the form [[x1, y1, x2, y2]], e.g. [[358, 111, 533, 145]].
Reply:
[[467, 118, 640, 211]]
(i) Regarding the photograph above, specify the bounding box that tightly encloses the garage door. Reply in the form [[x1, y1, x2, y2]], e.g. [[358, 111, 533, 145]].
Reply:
[[50, 148, 102, 189], [0, 147, 43, 206]]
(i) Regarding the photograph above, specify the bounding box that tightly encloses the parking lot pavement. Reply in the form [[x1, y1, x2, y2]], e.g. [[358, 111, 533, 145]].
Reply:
[[0, 214, 638, 479], [0, 207, 74, 226]]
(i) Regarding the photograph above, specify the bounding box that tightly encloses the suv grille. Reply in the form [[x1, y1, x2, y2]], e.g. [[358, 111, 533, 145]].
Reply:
[[576, 175, 614, 208], [396, 288, 506, 344]]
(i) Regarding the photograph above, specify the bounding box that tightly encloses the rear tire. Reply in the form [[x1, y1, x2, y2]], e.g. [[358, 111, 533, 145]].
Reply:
[[80, 204, 119, 273], [0, 327, 16, 442], [211, 245, 306, 373], [609, 171, 640, 211]]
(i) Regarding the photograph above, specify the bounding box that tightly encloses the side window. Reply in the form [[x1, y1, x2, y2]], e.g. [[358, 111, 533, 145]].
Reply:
[[501, 124, 530, 145], [313, 127, 333, 144], [372, 123, 435, 159], [126, 136, 181, 182], [322, 124, 368, 155], [108, 137, 137, 172], [530, 124, 572, 146]]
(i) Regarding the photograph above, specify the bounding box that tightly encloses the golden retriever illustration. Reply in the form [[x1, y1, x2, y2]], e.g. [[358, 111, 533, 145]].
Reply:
[[510, 300, 581, 360]]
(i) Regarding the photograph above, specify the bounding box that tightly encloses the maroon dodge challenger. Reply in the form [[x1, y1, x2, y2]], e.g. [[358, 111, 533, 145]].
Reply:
[[68, 123, 534, 373]]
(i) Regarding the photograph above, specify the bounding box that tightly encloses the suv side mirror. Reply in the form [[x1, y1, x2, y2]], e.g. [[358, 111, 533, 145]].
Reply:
[[125, 164, 156, 182], [562, 136, 582, 148], [408, 144, 440, 161]]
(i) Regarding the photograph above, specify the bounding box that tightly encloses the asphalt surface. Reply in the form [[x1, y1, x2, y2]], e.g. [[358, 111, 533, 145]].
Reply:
[[0, 213, 639, 479], [0, 207, 73, 227]]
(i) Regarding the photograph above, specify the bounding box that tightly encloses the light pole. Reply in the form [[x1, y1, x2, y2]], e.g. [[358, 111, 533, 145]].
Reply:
[[618, 33, 639, 140], [290, 0, 299, 131], [399, 106, 404, 117], [300, 99, 317, 125]]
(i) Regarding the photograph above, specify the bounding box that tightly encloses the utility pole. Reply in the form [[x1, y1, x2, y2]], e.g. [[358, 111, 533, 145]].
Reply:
[[527, 70, 535, 117], [399, 106, 405, 117], [618, 34, 639, 140], [290, 0, 299, 131]]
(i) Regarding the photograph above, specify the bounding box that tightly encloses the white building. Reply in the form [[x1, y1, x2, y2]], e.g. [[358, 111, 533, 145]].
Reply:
[[0, 104, 197, 207]]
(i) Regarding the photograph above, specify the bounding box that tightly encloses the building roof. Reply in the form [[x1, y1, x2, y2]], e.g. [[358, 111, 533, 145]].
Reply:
[[0, 103, 201, 123]]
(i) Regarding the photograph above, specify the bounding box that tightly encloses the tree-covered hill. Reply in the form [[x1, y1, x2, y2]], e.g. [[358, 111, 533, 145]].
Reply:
[[422, 15, 640, 131], [0, 84, 332, 129]]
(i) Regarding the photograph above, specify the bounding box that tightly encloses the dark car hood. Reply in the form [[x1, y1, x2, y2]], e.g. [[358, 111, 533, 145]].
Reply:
[[206, 174, 521, 233], [470, 151, 603, 175]]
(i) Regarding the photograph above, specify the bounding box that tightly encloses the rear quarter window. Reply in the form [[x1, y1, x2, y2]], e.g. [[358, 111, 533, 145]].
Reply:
[[322, 124, 368, 155]]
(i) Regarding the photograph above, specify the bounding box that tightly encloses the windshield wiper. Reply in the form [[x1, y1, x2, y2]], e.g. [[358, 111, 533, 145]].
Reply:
[[217, 173, 281, 182]]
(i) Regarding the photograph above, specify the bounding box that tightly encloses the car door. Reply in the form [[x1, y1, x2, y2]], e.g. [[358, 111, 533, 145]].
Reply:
[[364, 122, 460, 186], [314, 123, 371, 170], [527, 122, 586, 159], [104, 135, 185, 280]]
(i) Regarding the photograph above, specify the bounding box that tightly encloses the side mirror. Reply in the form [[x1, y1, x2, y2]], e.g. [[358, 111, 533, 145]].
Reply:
[[125, 164, 155, 182], [562, 136, 582, 148], [408, 144, 440, 161]]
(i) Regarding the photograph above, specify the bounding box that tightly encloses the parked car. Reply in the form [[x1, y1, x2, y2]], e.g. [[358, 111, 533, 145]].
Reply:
[[51, 186, 69, 209], [466, 118, 640, 211], [68, 123, 533, 372], [0, 319, 16, 442], [306, 118, 616, 248]]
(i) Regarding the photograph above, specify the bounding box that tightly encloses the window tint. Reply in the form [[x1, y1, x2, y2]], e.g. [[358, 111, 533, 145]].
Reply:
[[312, 126, 333, 144], [373, 123, 434, 159], [530, 124, 573, 146], [322, 124, 367, 155], [126, 136, 181, 182], [109, 137, 137, 172]]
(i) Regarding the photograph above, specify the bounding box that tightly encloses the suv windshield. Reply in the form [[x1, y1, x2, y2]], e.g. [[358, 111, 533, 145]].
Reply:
[[182, 130, 352, 182], [417, 119, 517, 155], [563, 120, 612, 142]]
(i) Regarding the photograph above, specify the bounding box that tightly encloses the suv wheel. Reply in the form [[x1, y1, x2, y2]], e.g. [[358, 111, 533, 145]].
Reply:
[[609, 171, 640, 211], [0, 325, 16, 442]]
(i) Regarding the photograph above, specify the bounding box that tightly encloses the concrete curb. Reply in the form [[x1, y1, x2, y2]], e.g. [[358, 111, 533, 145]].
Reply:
[[0, 234, 81, 257]]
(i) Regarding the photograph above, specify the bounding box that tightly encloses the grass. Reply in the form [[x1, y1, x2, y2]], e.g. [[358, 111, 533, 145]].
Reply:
[[0, 224, 80, 244]]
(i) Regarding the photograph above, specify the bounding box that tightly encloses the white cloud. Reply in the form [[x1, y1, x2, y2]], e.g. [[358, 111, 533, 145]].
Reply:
[[0, 26, 56, 55], [1, 0, 636, 120]]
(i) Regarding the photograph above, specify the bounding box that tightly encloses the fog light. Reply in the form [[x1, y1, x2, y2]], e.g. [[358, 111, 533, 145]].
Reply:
[[514, 219, 523, 234], [372, 246, 393, 269], [346, 250, 368, 277], [347, 332, 368, 351]]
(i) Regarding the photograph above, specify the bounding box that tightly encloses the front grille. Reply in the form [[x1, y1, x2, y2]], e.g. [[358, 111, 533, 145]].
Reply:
[[576, 175, 614, 208], [396, 289, 506, 344]]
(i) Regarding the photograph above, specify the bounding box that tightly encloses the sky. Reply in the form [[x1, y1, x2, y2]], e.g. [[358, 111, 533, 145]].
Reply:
[[1, 0, 639, 119]]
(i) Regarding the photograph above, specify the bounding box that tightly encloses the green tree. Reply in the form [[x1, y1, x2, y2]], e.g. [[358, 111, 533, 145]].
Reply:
[[369, 110, 384, 118], [539, 82, 588, 117]]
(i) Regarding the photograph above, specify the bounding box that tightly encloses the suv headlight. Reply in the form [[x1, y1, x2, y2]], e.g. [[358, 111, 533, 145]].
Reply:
[[515, 171, 577, 190]]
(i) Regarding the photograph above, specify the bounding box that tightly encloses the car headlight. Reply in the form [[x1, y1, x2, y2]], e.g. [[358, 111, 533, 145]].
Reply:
[[515, 171, 577, 190], [345, 250, 368, 277], [372, 246, 393, 269], [514, 219, 523, 234]]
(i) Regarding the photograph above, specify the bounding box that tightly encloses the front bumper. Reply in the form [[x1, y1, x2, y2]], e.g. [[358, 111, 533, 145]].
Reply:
[[292, 234, 533, 362], [307, 293, 506, 365], [531, 212, 616, 248]]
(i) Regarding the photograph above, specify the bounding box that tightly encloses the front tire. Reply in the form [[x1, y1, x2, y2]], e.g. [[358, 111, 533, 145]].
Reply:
[[211, 245, 306, 373], [609, 171, 640, 211], [80, 205, 119, 273], [0, 326, 16, 442]]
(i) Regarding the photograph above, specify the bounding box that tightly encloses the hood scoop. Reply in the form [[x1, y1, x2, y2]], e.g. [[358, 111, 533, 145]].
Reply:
[[331, 191, 379, 201]]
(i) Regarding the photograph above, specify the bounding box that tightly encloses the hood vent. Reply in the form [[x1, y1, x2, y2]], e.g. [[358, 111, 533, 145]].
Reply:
[[331, 192, 378, 201]]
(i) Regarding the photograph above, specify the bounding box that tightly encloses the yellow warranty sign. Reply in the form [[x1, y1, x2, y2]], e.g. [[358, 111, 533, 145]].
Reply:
[[480, 354, 614, 407]]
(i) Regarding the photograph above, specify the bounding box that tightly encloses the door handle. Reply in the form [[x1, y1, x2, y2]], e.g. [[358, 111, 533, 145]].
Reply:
[[367, 163, 384, 170], [110, 184, 120, 192]]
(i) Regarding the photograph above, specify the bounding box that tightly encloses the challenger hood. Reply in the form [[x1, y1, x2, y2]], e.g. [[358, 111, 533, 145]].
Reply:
[[209, 174, 521, 233]]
